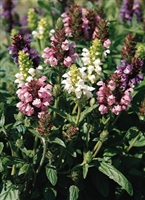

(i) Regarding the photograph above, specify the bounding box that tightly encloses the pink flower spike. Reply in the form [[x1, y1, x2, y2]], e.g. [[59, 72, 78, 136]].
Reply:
[[25, 105, 34, 116], [112, 105, 122, 115]]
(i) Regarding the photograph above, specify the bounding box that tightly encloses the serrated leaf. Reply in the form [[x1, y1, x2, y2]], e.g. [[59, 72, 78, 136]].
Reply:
[[69, 185, 79, 200], [18, 164, 29, 175], [0, 181, 19, 200], [83, 164, 89, 179], [46, 166, 57, 186], [0, 142, 4, 154], [49, 137, 66, 148], [99, 162, 133, 196]]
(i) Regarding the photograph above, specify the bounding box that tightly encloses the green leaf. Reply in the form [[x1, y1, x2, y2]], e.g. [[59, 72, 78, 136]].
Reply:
[[0, 181, 19, 200], [46, 165, 57, 186], [99, 162, 133, 196], [0, 142, 4, 154], [79, 104, 98, 123], [37, 0, 51, 12], [69, 185, 79, 200], [83, 164, 89, 179], [43, 187, 57, 200], [18, 163, 29, 175], [28, 128, 41, 138], [49, 137, 66, 148], [0, 113, 5, 127], [132, 135, 145, 147]]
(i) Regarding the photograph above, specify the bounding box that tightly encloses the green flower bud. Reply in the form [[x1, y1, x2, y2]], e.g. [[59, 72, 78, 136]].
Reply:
[[135, 44, 145, 59], [83, 151, 93, 164]]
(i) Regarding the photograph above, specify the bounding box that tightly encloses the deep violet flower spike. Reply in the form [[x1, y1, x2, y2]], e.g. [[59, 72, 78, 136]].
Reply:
[[8, 34, 40, 68]]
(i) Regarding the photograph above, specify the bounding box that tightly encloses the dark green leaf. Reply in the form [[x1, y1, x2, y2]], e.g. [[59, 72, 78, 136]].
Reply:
[[0, 142, 4, 154], [18, 164, 29, 175], [69, 185, 79, 200], [99, 161, 133, 196], [28, 128, 41, 138], [37, 1, 51, 12], [43, 187, 57, 200], [46, 166, 57, 186], [83, 164, 89, 179]]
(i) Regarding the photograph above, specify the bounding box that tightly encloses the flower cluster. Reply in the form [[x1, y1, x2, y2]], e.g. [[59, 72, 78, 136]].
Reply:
[[37, 112, 53, 135], [62, 64, 95, 99], [27, 8, 38, 31], [8, 34, 40, 67], [96, 34, 144, 115], [81, 38, 111, 84], [120, 0, 142, 23], [42, 28, 78, 67], [61, 4, 104, 41], [16, 76, 53, 117]]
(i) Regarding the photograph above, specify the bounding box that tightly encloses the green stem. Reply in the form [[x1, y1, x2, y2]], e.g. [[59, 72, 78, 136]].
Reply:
[[36, 137, 47, 174], [92, 130, 109, 158], [72, 103, 78, 115], [33, 136, 39, 156], [76, 105, 81, 126], [126, 131, 142, 152]]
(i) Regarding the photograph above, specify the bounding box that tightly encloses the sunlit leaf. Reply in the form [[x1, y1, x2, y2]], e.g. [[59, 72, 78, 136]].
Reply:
[[69, 185, 79, 200], [46, 165, 57, 186]]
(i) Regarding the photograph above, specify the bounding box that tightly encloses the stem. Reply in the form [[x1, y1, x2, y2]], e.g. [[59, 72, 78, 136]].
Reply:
[[76, 105, 81, 126], [72, 103, 78, 115], [36, 137, 47, 174], [33, 136, 39, 156], [92, 130, 109, 158], [126, 131, 142, 152]]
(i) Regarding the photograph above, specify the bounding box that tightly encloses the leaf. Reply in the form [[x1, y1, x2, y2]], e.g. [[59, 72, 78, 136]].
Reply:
[[79, 104, 98, 123], [49, 137, 66, 148], [0, 142, 4, 154], [99, 162, 133, 196], [69, 185, 79, 200], [18, 163, 29, 175], [45, 165, 57, 186], [132, 135, 145, 147], [37, 0, 51, 12], [0, 181, 19, 200], [28, 128, 41, 138], [91, 169, 109, 197], [43, 187, 57, 200], [0, 113, 5, 127], [83, 164, 89, 179], [65, 145, 77, 157]]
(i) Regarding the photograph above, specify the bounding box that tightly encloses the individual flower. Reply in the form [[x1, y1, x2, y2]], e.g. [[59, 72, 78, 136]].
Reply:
[[42, 28, 78, 67], [62, 64, 95, 99], [16, 76, 53, 117]]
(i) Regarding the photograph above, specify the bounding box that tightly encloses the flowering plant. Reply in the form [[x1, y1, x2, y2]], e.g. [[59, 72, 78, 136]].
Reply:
[[0, 0, 145, 200]]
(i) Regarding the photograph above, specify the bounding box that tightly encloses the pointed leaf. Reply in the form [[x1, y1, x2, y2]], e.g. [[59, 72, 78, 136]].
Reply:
[[18, 164, 29, 175], [49, 137, 66, 148], [83, 164, 89, 179], [79, 104, 98, 123], [46, 166, 57, 186], [99, 161, 133, 196], [69, 185, 79, 200], [0, 142, 4, 154]]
